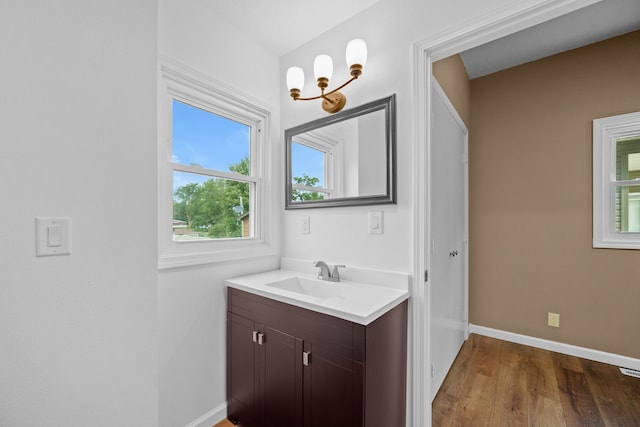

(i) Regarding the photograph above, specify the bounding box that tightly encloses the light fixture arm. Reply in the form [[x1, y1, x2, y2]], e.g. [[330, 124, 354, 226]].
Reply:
[[292, 75, 359, 102]]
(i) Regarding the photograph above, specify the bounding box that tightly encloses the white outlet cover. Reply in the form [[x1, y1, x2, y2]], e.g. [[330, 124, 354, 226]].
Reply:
[[36, 217, 72, 256], [301, 216, 310, 235]]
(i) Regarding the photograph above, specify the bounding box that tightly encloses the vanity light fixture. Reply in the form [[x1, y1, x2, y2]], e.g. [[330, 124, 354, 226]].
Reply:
[[286, 39, 367, 114]]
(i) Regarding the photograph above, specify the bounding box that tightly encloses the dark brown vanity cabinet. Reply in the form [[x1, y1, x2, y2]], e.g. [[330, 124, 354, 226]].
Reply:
[[227, 288, 408, 427]]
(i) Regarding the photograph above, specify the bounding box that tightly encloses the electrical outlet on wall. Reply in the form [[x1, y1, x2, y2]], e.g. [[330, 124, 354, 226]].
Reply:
[[547, 312, 560, 328], [301, 216, 310, 235]]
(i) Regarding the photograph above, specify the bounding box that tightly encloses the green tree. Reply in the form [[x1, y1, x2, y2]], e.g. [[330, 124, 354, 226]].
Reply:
[[173, 156, 251, 239], [291, 174, 324, 201], [173, 182, 201, 228]]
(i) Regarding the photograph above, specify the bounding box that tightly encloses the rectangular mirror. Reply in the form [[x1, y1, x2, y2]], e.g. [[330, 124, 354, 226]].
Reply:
[[285, 94, 396, 209]]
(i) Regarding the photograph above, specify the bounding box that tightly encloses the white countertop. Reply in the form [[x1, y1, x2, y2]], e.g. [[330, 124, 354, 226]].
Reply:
[[225, 269, 409, 325]]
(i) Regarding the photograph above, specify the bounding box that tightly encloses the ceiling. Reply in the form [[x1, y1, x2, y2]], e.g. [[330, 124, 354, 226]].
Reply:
[[460, 0, 640, 79], [211, 0, 384, 56], [212, 0, 640, 77]]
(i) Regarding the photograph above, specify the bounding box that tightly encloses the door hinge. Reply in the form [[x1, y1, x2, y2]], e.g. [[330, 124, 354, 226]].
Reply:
[[424, 269, 429, 282], [431, 364, 434, 379], [302, 351, 311, 366]]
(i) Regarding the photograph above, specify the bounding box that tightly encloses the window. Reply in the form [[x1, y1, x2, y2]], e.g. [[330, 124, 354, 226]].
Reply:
[[593, 111, 640, 249], [172, 100, 252, 240], [159, 57, 274, 268]]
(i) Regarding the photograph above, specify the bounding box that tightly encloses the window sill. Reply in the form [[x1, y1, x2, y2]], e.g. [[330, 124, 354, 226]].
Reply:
[[158, 241, 278, 270], [593, 237, 640, 250]]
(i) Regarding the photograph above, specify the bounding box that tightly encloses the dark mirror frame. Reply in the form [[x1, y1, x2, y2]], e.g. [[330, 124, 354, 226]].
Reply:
[[285, 94, 396, 209]]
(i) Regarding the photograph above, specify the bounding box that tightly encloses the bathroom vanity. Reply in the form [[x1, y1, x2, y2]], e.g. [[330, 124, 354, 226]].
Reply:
[[225, 268, 409, 427]]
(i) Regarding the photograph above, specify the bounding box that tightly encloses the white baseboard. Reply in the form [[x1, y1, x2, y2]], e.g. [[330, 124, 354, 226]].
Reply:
[[185, 403, 226, 427], [469, 324, 640, 371]]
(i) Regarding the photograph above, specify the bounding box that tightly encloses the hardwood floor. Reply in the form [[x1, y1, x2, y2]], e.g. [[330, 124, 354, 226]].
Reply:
[[213, 418, 235, 427], [433, 334, 640, 426]]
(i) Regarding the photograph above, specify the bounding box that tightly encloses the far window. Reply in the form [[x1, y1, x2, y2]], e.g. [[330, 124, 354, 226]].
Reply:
[[593, 111, 640, 249], [615, 137, 640, 233]]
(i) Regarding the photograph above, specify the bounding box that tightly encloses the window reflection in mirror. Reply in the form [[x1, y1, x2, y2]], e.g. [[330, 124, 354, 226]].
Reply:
[[291, 139, 329, 201]]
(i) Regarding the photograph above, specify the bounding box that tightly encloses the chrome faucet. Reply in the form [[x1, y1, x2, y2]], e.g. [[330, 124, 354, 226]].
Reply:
[[314, 261, 346, 282]]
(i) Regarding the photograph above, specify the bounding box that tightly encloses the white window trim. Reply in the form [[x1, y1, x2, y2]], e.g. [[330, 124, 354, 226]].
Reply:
[[158, 56, 276, 269], [593, 111, 640, 249]]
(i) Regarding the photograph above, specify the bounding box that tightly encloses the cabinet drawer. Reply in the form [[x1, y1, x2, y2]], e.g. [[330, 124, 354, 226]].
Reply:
[[229, 288, 365, 363]]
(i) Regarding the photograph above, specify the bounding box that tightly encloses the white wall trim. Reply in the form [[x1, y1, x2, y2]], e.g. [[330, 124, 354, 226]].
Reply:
[[416, 0, 601, 62], [470, 324, 640, 371], [184, 403, 226, 427]]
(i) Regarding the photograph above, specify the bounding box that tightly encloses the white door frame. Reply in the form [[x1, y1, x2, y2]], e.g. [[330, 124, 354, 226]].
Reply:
[[410, 0, 601, 426]]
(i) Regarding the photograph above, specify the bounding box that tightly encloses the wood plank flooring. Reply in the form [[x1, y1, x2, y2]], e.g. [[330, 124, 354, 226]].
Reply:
[[214, 333, 639, 426], [213, 418, 235, 427], [433, 334, 640, 426]]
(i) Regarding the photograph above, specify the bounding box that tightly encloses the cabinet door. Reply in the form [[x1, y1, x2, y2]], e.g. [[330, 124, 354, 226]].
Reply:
[[260, 324, 303, 427], [227, 313, 258, 426], [303, 344, 363, 427]]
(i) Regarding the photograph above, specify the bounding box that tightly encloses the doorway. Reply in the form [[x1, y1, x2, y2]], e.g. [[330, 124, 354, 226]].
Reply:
[[410, 1, 600, 426]]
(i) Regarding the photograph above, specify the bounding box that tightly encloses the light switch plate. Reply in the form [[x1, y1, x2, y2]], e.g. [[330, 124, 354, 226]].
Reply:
[[368, 211, 383, 235], [36, 217, 72, 256]]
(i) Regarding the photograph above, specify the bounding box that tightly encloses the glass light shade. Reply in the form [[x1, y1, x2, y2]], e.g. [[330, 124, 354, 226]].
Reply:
[[346, 39, 367, 68], [314, 54, 333, 81], [286, 66, 305, 91]]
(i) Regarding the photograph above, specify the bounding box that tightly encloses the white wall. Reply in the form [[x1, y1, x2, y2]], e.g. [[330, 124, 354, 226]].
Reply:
[[158, 1, 281, 426], [358, 111, 387, 197], [0, 1, 158, 426], [279, 0, 518, 271]]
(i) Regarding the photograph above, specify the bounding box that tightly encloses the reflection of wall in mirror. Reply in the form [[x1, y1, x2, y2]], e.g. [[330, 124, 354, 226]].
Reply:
[[339, 120, 359, 197], [358, 110, 386, 196]]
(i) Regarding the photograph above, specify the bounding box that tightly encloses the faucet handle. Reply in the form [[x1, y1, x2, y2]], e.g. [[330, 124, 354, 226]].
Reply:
[[331, 265, 346, 281]]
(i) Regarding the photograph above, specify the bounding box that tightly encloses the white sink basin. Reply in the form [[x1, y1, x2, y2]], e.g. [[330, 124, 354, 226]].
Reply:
[[266, 276, 342, 299], [225, 269, 409, 325]]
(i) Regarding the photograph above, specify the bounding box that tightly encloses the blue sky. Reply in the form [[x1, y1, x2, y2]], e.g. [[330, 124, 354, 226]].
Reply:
[[172, 100, 249, 171], [291, 142, 324, 186], [172, 100, 249, 192]]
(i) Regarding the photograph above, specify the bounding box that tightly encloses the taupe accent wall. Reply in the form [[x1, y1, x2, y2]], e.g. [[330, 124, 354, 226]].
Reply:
[[432, 54, 471, 128], [469, 31, 640, 358]]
